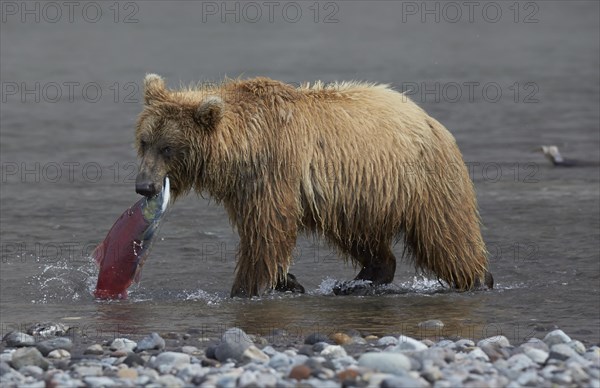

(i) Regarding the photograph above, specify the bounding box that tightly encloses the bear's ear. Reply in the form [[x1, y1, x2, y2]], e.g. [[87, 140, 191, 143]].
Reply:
[[193, 96, 224, 130], [144, 73, 168, 105]]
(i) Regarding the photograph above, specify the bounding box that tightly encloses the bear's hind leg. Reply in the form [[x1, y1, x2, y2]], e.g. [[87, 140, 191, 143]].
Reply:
[[333, 242, 396, 295]]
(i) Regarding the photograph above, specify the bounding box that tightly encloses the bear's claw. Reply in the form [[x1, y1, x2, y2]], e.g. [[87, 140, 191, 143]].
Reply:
[[274, 273, 305, 294]]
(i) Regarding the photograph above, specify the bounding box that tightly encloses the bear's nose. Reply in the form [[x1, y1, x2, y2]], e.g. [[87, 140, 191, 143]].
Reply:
[[136, 181, 158, 197]]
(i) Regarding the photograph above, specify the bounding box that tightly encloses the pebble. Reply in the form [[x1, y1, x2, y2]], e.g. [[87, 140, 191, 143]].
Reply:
[[84, 344, 104, 355], [304, 333, 330, 345], [215, 328, 254, 362], [524, 347, 548, 364], [241, 345, 269, 364], [27, 322, 69, 338], [331, 332, 352, 345], [289, 364, 311, 380], [150, 352, 191, 373], [35, 337, 72, 356], [418, 319, 445, 329], [320, 345, 347, 359], [136, 332, 165, 352], [543, 329, 571, 347], [110, 338, 137, 352], [3, 331, 35, 347], [392, 335, 428, 352], [10, 347, 49, 371], [1, 325, 596, 388], [358, 352, 411, 374], [377, 336, 399, 346], [47, 349, 70, 359]]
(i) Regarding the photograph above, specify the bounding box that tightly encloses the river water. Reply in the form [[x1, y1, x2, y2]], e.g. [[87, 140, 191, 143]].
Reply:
[[1, 2, 598, 345]]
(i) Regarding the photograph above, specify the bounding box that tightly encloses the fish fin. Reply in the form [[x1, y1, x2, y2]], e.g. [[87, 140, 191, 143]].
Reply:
[[133, 266, 143, 284], [91, 242, 105, 267]]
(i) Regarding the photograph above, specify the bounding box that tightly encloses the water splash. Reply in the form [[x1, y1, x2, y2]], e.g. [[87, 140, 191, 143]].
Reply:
[[29, 257, 97, 303]]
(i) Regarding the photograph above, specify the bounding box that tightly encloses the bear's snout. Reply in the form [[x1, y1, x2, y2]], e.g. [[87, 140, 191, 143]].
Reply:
[[135, 181, 159, 197]]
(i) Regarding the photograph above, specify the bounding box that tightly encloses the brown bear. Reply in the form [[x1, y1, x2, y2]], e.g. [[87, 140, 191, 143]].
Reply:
[[134, 74, 493, 297]]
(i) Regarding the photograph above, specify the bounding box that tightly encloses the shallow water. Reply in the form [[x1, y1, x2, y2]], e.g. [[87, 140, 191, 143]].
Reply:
[[1, 2, 599, 345]]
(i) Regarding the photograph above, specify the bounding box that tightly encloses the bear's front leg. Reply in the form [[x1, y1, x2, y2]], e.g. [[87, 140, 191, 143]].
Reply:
[[229, 199, 300, 297]]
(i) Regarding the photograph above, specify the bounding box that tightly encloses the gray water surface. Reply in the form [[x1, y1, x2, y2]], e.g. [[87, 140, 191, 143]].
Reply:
[[1, 2, 599, 345]]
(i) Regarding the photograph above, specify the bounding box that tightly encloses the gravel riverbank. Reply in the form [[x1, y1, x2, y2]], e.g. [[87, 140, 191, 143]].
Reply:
[[1, 323, 598, 387]]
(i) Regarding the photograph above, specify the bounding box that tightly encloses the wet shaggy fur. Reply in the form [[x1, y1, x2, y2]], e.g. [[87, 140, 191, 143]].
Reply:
[[135, 74, 491, 297]]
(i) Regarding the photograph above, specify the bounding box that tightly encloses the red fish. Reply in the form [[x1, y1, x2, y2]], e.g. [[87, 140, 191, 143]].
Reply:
[[93, 177, 170, 299]]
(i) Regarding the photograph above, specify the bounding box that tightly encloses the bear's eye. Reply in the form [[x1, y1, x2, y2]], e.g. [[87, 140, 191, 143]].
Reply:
[[161, 146, 173, 158], [140, 140, 148, 150]]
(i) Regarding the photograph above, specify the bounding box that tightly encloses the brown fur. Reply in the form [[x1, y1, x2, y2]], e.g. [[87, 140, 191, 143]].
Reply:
[[135, 74, 491, 297]]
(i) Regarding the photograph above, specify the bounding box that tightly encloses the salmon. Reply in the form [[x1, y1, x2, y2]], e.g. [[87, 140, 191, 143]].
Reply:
[[93, 177, 170, 299]]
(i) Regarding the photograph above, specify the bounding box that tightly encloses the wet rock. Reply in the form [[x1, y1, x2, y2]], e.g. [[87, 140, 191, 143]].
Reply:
[[331, 332, 352, 345], [84, 344, 104, 355], [47, 349, 70, 359], [0, 350, 14, 363], [520, 338, 549, 352], [10, 347, 49, 371], [117, 367, 138, 380], [289, 364, 311, 380], [381, 375, 428, 388], [0, 361, 13, 376], [548, 343, 578, 361], [391, 335, 428, 352], [467, 347, 490, 362], [215, 328, 254, 362], [17, 365, 44, 379], [181, 345, 199, 354], [177, 363, 207, 382], [35, 337, 72, 356], [241, 345, 269, 364], [149, 351, 190, 373], [507, 353, 535, 370], [418, 319, 445, 329], [268, 352, 291, 370], [338, 368, 360, 382], [110, 338, 137, 352], [321, 345, 347, 359], [83, 376, 118, 387], [27, 322, 69, 338], [543, 329, 571, 347], [477, 335, 510, 348], [73, 365, 103, 377], [567, 340, 586, 355], [122, 353, 145, 367], [297, 345, 314, 357], [358, 352, 411, 374], [365, 335, 379, 341], [156, 374, 185, 387], [455, 339, 475, 351], [3, 331, 35, 347], [377, 336, 399, 346], [304, 333, 330, 345], [136, 332, 165, 352], [523, 347, 548, 364]]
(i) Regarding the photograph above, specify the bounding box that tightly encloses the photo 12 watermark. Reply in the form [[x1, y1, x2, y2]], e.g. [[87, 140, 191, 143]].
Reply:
[[1, 1, 140, 24], [399, 1, 540, 24], [199, 1, 340, 23]]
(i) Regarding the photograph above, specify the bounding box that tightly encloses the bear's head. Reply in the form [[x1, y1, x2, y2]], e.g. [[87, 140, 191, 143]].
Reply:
[[135, 74, 223, 199]]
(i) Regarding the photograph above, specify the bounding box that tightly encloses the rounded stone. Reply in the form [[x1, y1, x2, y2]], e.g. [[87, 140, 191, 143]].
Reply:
[[47, 349, 70, 359], [110, 338, 137, 352], [136, 333, 165, 352], [418, 320, 444, 329], [289, 364, 311, 380], [35, 337, 72, 356], [304, 333, 330, 345], [331, 333, 353, 345], [477, 335, 510, 348], [377, 336, 399, 346], [524, 347, 548, 364], [321, 345, 347, 359], [392, 335, 428, 352], [241, 345, 269, 364], [358, 352, 411, 374], [543, 329, 571, 347], [150, 351, 191, 373], [3, 332, 35, 347], [84, 344, 104, 355], [10, 347, 49, 371], [215, 328, 254, 362]]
